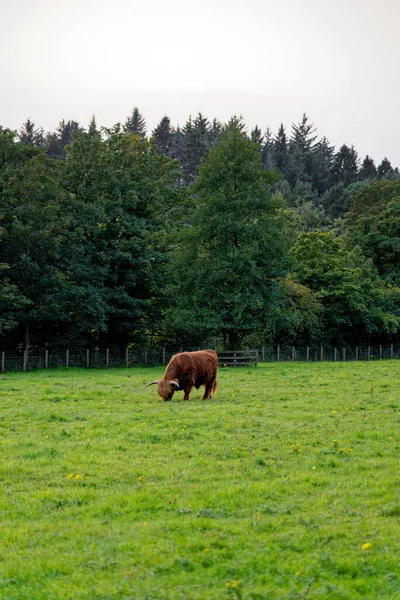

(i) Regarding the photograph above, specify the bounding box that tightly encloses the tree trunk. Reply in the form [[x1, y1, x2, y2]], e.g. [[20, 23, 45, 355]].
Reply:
[[24, 323, 30, 355]]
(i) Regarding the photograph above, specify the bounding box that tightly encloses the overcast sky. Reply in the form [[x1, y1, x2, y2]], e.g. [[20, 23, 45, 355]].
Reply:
[[1, 0, 399, 165]]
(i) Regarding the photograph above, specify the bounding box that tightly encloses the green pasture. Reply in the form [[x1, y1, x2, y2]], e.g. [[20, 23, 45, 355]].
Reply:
[[0, 361, 399, 599]]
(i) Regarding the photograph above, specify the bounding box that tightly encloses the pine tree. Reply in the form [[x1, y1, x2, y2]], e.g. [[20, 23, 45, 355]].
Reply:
[[261, 127, 275, 170], [209, 118, 222, 147], [330, 144, 359, 186], [377, 157, 394, 179], [287, 114, 318, 186], [286, 143, 307, 186], [152, 116, 173, 156], [251, 125, 263, 146], [169, 125, 184, 163], [291, 113, 317, 152], [88, 115, 100, 136], [274, 124, 288, 174], [358, 155, 377, 180], [19, 119, 45, 147], [46, 120, 83, 160], [124, 107, 147, 139], [181, 113, 211, 184], [310, 137, 335, 194]]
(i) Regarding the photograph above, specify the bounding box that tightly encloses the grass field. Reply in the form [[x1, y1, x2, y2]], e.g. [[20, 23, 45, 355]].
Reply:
[[0, 361, 400, 600]]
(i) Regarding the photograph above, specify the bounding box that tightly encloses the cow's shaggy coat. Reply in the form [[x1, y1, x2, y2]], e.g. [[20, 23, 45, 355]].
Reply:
[[146, 350, 218, 401]]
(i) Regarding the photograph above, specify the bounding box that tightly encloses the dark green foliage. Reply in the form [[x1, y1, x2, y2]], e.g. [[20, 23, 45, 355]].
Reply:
[[287, 113, 317, 186], [88, 114, 100, 136], [272, 275, 323, 345], [124, 107, 147, 138], [321, 180, 369, 220], [291, 231, 399, 345], [209, 118, 222, 147], [0, 139, 67, 346], [19, 119, 45, 148], [167, 122, 289, 348], [181, 113, 212, 184], [152, 115, 173, 156], [46, 120, 83, 160], [62, 126, 179, 345], [1, 111, 400, 349], [377, 157, 394, 179], [250, 125, 263, 146], [359, 155, 377, 180], [274, 123, 288, 174], [310, 137, 335, 195], [261, 127, 275, 170], [0, 265, 30, 335], [330, 144, 359, 186], [345, 180, 400, 284]]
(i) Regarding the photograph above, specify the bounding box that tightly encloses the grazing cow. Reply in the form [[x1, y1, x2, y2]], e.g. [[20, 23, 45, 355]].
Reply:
[[146, 350, 218, 401]]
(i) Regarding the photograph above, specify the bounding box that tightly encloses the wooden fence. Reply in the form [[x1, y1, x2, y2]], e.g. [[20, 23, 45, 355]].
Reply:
[[218, 350, 259, 367], [0, 344, 399, 373]]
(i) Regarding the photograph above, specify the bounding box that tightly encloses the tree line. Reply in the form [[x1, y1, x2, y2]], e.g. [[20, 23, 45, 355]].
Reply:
[[1, 109, 399, 351]]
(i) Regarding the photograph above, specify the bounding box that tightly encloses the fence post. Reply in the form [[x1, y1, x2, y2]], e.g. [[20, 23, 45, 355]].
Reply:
[[255, 350, 259, 366], [334, 348, 337, 362], [368, 346, 371, 361], [379, 345, 382, 360], [356, 346, 359, 361], [66, 349, 69, 368], [1, 351, 4, 374], [163, 347, 166, 365], [320, 347, 323, 361], [144, 347, 147, 366], [277, 346, 280, 361], [262, 346, 265, 361], [391, 344, 393, 359], [125, 348, 129, 368], [86, 349, 90, 368], [292, 347, 295, 361], [342, 348, 346, 362], [234, 351, 237, 366], [106, 348, 109, 367], [306, 347, 309, 361], [45, 350, 48, 369], [23, 351, 28, 371]]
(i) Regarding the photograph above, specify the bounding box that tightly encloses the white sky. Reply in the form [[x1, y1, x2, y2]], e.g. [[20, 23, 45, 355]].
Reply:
[[1, 0, 399, 165]]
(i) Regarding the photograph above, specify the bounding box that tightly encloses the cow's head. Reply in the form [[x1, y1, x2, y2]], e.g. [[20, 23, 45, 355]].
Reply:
[[145, 378, 180, 401]]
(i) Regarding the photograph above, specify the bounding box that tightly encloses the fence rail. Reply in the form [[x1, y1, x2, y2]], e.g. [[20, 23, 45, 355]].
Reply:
[[1, 344, 400, 373], [218, 350, 259, 367]]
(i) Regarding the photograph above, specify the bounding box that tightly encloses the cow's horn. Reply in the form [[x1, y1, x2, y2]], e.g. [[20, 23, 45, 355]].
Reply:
[[170, 381, 180, 388], [145, 380, 159, 387]]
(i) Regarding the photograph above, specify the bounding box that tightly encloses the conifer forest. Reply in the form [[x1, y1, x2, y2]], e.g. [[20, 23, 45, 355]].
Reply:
[[1, 110, 400, 351]]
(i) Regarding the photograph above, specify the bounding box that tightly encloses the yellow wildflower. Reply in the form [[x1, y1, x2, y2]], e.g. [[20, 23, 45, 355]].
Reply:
[[361, 543, 372, 551], [226, 580, 242, 589]]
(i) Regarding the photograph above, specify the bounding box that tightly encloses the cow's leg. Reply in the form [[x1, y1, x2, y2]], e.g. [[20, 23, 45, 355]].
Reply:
[[183, 387, 192, 400], [202, 378, 216, 400]]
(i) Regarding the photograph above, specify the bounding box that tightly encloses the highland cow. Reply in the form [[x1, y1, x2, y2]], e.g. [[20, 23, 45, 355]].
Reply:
[[145, 350, 218, 401]]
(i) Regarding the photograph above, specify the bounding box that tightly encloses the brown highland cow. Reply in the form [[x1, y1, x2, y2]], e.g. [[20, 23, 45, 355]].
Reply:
[[146, 350, 218, 401]]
